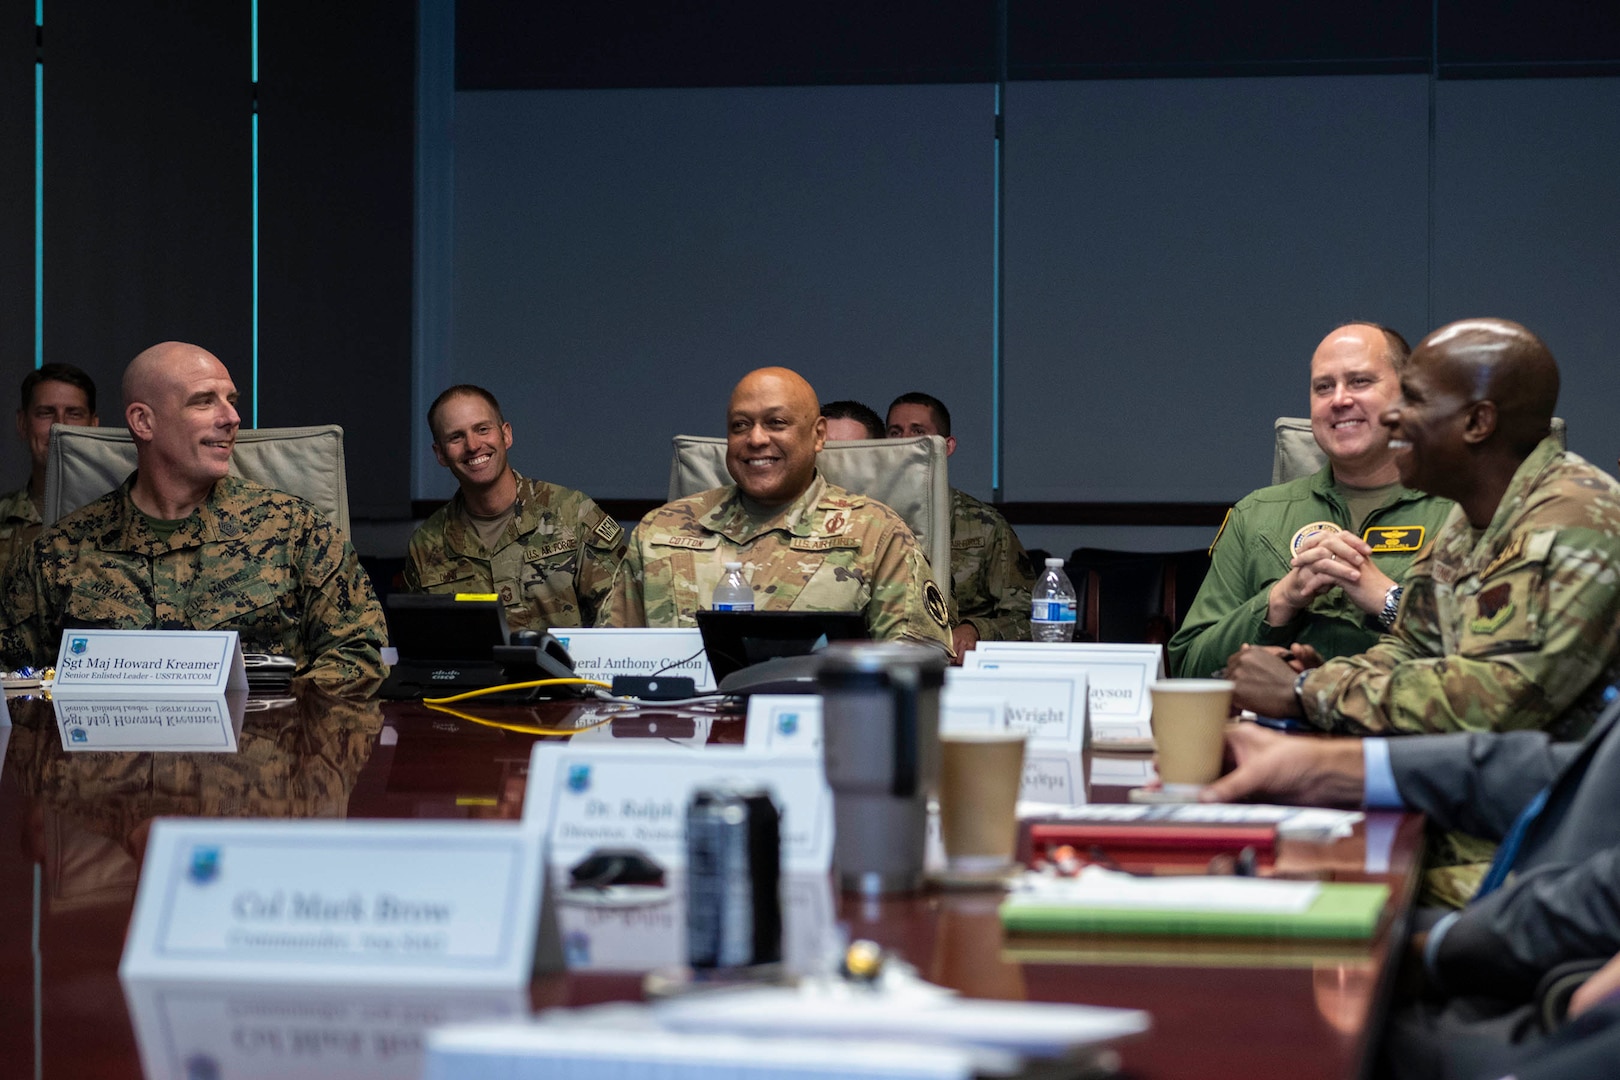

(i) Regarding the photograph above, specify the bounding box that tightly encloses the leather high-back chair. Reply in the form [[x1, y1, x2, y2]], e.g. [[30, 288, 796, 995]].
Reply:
[[43, 424, 352, 536], [1272, 416, 1569, 485], [667, 434, 953, 608]]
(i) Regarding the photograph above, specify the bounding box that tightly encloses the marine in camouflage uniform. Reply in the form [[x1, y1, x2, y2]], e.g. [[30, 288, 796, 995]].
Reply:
[[0, 475, 388, 696], [404, 472, 625, 632], [948, 488, 1035, 641], [1169, 466, 1453, 678], [1296, 438, 1620, 906], [598, 471, 952, 650], [0, 486, 42, 580]]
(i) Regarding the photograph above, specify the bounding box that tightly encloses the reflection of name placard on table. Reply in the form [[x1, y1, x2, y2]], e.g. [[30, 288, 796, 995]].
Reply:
[[123, 979, 529, 1080], [53, 629, 248, 695], [550, 628, 714, 691], [53, 694, 246, 753], [121, 819, 546, 987], [557, 872, 835, 973], [525, 742, 833, 874], [967, 643, 1163, 744]]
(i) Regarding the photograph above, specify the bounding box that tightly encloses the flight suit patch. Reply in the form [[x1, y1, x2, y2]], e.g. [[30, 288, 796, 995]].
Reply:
[[1291, 521, 1341, 554], [924, 580, 949, 627], [1363, 525, 1425, 552]]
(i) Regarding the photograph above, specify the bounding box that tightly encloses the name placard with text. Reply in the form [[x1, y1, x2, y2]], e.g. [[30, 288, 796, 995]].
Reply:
[[121, 819, 546, 987], [525, 742, 833, 873], [54, 629, 248, 695], [967, 642, 1163, 743], [944, 669, 1089, 752], [550, 628, 714, 691]]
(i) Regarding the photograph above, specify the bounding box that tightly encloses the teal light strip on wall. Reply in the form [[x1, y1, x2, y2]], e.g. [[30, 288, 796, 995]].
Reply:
[[34, 1, 44, 369], [250, 0, 260, 426]]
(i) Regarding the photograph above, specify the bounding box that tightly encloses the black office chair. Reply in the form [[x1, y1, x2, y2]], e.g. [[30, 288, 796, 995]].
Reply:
[[1065, 548, 1174, 644]]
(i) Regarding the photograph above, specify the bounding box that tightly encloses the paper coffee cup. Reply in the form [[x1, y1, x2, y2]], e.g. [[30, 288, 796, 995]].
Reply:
[[1149, 678, 1235, 790]]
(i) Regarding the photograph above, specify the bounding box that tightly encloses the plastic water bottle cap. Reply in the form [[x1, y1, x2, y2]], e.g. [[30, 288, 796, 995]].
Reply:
[[724, 561, 742, 571], [1045, 557, 1065, 568]]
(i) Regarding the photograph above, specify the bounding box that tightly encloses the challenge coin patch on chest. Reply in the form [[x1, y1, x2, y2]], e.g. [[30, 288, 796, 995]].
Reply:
[[1363, 525, 1425, 553], [1290, 520, 1340, 554], [1470, 582, 1515, 635]]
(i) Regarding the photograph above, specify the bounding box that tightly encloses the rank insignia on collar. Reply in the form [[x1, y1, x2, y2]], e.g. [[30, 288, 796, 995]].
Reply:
[[1363, 525, 1425, 552], [1291, 520, 1341, 554]]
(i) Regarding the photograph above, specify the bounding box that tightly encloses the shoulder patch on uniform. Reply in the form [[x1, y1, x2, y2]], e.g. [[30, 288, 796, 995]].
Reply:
[[790, 535, 864, 551], [1470, 582, 1515, 634], [924, 580, 949, 628], [654, 534, 719, 550], [1363, 525, 1425, 552], [1207, 508, 1232, 557], [593, 515, 624, 546], [1480, 534, 1528, 581]]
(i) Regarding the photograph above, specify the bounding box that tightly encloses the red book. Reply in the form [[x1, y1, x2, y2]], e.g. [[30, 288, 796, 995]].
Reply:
[[1029, 821, 1278, 853]]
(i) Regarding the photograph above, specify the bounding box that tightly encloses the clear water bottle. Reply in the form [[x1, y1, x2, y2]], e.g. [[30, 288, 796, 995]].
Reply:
[[712, 561, 755, 612], [1031, 557, 1077, 642]]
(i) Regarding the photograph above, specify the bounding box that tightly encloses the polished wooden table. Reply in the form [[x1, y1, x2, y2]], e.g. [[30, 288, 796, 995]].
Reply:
[[0, 686, 1425, 1080]]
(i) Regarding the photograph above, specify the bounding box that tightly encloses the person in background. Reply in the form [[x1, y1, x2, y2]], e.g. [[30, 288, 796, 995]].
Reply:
[[820, 399, 885, 441], [0, 363, 100, 578], [887, 391, 1034, 656]]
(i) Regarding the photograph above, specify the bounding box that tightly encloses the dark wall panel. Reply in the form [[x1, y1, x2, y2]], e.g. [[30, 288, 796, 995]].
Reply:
[[44, 0, 250, 416], [259, 0, 416, 518], [0, 0, 36, 487]]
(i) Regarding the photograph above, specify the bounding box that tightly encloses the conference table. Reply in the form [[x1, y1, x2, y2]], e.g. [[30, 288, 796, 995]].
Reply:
[[0, 683, 1426, 1080]]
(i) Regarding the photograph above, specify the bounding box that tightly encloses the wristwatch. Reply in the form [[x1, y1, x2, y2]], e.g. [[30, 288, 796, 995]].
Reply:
[[1378, 584, 1404, 631]]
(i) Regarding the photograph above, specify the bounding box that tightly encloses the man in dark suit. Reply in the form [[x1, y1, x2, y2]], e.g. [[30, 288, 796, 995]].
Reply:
[[1203, 684, 1620, 1077]]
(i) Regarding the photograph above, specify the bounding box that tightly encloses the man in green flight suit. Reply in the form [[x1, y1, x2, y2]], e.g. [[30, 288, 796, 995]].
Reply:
[[405, 385, 625, 633], [1169, 322, 1454, 678], [886, 392, 1035, 659], [598, 367, 951, 651]]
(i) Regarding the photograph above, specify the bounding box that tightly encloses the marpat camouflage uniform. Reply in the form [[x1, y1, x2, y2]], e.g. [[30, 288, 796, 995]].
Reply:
[[949, 488, 1035, 641], [598, 471, 951, 650], [0, 486, 42, 581], [0, 475, 388, 696], [404, 472, 625, 632], [1295, 439, 1620, 906]]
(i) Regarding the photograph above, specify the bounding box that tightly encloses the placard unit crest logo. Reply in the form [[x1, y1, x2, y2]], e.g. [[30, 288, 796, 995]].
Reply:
[[188, 845, 221, 885], [566, 763, 592, 794], [777, 712, 799, 737], [69, 636, 89, 655]]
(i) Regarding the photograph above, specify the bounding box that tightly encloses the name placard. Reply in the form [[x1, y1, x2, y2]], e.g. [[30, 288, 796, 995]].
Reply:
[[55, 693, 246, 753], [121, 819, 545, 987], [742, 694, 823, 756], [54, 629, 248, 695], [524, 742, 833, 874], [123, 980, 529, 1080], [943, 669, 1089, 753], [550, 628, 714, 691], [966, 643, 1163, 744]]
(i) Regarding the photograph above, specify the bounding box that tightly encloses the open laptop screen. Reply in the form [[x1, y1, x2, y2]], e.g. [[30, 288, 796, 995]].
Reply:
[[694, 610, 868, 684]]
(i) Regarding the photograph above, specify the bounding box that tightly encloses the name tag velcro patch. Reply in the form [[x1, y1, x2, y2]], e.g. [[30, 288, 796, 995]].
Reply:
[[655, 535, 718, 550], [1363, 525, 1425, 552], [790, 536, 864, 552]]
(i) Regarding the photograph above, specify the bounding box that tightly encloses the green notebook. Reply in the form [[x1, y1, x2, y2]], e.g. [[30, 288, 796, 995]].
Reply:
[[1000, 882, 1390, 940]]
